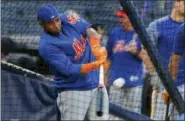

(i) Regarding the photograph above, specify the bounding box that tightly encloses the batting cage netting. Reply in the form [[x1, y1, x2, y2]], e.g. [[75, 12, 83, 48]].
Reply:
[[1, 0, 184, 120]]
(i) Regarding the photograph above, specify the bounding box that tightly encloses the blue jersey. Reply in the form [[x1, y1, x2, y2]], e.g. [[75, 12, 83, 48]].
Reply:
[[106, 26, 143, 87], [173, 23, 185, 86], [39, 12, 99, 90], [148, 15, 183, 86]]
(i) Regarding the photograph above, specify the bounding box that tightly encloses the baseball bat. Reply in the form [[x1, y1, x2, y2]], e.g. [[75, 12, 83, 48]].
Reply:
[[165, 100, 170, 121], [150, 87, 158, 119], [96, 65, 104, 116]]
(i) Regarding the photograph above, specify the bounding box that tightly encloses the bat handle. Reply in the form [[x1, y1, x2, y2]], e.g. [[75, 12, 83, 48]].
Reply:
[[99, 65, 104, 86]]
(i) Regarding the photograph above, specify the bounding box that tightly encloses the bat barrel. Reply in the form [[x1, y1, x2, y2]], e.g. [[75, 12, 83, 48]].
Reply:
[[96, 65, 104, 117], [96, 88, 103, 116]]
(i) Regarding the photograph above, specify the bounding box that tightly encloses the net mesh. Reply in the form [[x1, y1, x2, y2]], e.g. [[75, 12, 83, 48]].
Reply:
[[1, 0, 184, 120]]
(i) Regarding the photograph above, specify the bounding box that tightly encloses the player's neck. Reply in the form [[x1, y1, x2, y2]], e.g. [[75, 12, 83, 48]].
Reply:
[[171, 10, 184, 22], [45, 30, 60, 37], [123, 25, 134, 31]]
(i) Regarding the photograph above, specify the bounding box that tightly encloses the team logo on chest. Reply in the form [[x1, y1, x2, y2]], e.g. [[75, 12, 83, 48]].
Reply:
[[113, 40, 127, 53], [113, 34, 138, 53], [66, 11, 80, 24], [73, 35, 87, 61]]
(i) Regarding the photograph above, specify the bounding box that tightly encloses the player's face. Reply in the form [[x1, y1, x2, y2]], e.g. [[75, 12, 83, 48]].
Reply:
[[175, 0, 185, 16], [42, 17, 62, 35], [179, 1, 185, 16], [119, 15, 132, 29]]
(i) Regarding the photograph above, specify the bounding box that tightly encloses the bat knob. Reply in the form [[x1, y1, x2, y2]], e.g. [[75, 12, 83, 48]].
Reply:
[[96, 111, 103, 117]]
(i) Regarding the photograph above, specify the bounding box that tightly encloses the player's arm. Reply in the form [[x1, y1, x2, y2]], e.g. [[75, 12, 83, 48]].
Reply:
[[86, 27, 100, 40], [162, 24, 184, 104], [168, 23, 185, 80], [168, 54, 181, 80], [126, 36, 155, 74], [138, 49, 155, 74], [40, 45, 105, 76], [126, 37, 142, 60], [128, 47, 155, 74], [135, 21, 160, 74], [64, 10, 107, 61], [86, 28, 107, 61], [64, 10, 107, 65], [126, 44, 141, 59]]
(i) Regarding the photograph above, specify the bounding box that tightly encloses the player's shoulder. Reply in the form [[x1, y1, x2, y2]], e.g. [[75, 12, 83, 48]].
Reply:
[[149, 15, 170, 28], [60, 9, 81, 24], [39, 33, 62, 58], [39, 32, 59, 51], [40, 32, 52, 44], [39, 33, 51, 52]]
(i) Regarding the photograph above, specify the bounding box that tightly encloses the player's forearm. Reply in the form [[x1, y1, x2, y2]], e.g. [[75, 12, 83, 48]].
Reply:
[[86, 27, 100, 41], [86, 29, 108, 64], [81, 58, 105, 75], [132, 50, 142, 60], [168, 54, 181, 80], [138, 49, 155, 74], [86, 28, 101, 54]]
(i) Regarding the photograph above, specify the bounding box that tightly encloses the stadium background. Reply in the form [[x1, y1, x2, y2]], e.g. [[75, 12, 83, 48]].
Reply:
[[1, 0, 178, 120]]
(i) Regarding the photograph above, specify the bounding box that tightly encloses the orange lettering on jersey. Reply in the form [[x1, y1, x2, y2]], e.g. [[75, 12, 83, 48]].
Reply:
[[73, 36, 87, 61], [81, 35, 86, 46]]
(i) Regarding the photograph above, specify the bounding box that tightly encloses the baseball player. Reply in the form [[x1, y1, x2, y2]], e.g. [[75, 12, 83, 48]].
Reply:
[[147, 0, 184, 120], [37, 5, 109, 120], [164, 23, 184, 120], [106, 8, 144, 120]]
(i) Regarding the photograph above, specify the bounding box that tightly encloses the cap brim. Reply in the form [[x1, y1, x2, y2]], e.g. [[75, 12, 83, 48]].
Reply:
[[39, 15, 59, 23], [115, 10, 127, 17]]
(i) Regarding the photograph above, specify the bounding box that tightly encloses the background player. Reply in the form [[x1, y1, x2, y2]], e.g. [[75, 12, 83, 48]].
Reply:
[[106, 8, 144, 120], [37, 4, 109, 120], [147, 0, 184, 120], [165, 23, 184, 120], [1, 37, 17, 61]]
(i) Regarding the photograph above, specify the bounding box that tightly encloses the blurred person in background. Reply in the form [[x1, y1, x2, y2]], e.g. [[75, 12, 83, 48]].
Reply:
[[1, 37, 17, 61], [106, 7, 145, 120], [168, 23, 185, 121], [17, 56, 37, 71], [147, 0, 184, 120], [1, 37, 37, 71]]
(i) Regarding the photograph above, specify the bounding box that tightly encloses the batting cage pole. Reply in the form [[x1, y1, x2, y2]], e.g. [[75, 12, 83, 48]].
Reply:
[[120, 0, 184, 115]]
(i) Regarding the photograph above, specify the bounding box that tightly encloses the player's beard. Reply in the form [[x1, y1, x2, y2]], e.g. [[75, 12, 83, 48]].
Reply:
[[46, 26, 61, 36], [47, 30, 60, 36]]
